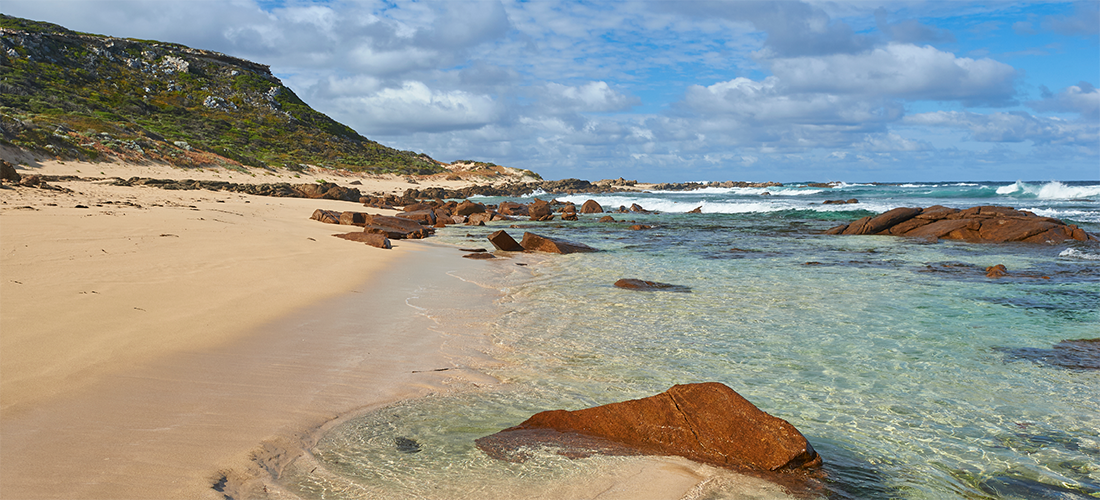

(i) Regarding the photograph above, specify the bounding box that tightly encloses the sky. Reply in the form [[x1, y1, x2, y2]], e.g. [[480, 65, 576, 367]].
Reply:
[[4, 1, 1098, 182]]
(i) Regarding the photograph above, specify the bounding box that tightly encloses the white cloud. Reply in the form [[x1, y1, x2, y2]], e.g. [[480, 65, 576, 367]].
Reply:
[[770, 43, 1018, 105], [1030, 83, 1100, 119], [541, 82, 639, 113], [330, 81, 503, 134], [905, 111, 1097, 145]]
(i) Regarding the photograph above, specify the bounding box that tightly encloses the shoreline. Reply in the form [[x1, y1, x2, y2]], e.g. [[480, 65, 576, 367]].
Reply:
[[0, 157, 503, 498]]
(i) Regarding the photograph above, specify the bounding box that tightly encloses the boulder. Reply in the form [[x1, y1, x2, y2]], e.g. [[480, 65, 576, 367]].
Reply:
[[629, 224, 651, 230], [488, 230, 525, 252], [598, 216, 616, 223], [580, 200, 604, 214], [310, 209, 342, 224], [986, 264, 1008, 278], [1, 160, 20, 184], [825, 205, 1097, 244], [359, 214, 433, 239], [475, 382, 821, 472], [529, 199, 554, 221], [613, 279, 690, 292], [630, 203, 650, 213], [397, 209, 437, 225], [332, 232, 391, 249], [688, 206, 702, 214], [498, 201, 529, 216], [467, 212, 493, 225], [455, 200, 486, 216], [294, 182, 362, 201], [520, 232, 598, 254], [339, 211, 370, 226]]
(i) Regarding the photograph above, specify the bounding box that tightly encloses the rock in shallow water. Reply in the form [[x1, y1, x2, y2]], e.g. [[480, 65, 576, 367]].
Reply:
[[613, 278, 691, 292], [475, 382, 821, 472]]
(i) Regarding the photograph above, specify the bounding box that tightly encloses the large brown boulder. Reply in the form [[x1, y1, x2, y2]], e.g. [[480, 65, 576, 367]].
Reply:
[[294, 182, 362, 201], [497, 201, 529, 216], [580, 200, 604, 214], [475, 382, 821, 472], [520, 232, 598, 254], [359, 214, 433, 239], [529, 199, 554, 221], [455, 200, 486, 216], [826, 205, 1097, 244], [488, 230, 525, 252], [396, 209, 437, 226]]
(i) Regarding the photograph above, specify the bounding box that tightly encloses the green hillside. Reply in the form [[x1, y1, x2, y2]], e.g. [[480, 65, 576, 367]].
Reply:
[[0, 15, 445, 175]]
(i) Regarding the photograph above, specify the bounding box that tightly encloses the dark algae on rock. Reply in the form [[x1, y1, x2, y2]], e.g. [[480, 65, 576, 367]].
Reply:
[[0, 15, 444, 175]]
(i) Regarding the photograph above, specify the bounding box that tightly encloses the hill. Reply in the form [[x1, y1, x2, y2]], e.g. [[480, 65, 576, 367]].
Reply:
[[0, 15, 448, 176]]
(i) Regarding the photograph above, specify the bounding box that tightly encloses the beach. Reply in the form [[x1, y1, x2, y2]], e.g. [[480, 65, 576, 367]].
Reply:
[[0, 156, 500, 498], [3, 154, 1098, 499]]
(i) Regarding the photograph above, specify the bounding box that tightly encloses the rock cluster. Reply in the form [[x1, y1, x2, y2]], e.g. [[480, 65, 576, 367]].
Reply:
[[825, 205, 1097, 244], [475, 382, 821, 472], [112, 177, 363, 201]]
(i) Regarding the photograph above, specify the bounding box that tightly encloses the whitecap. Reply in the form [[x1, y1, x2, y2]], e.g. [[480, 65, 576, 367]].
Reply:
[[1059, 248, 1100, 260]]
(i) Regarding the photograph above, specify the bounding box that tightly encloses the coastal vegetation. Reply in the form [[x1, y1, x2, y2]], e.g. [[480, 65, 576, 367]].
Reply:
[[0, 15, 445, 175]]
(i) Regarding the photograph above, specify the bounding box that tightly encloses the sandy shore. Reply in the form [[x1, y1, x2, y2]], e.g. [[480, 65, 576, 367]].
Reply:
[[1, 155, 780, 500], [0, 157, 500, 498]]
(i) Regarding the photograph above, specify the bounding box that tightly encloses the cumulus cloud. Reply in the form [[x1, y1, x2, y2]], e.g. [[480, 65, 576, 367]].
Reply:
[[905, 111, 1097, 145], [875, 7, 955, 44], [327, 81, 503, 135], [541, 82, 639, 113], [1029, 82, 1100, 119], [770, 43, 1018, 105], [682, 77, 902, 126]]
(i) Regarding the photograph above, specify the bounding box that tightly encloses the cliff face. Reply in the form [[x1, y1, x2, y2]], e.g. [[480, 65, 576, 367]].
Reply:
[[0, 15, 444, 175]]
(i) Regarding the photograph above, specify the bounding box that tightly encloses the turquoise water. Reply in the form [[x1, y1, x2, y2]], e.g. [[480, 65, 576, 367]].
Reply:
[[284, 181, 1099, 499]]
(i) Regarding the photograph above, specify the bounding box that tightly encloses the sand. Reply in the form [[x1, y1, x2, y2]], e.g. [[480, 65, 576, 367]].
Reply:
[[0, 156, 501, 498], [0, 155, 778, 500]]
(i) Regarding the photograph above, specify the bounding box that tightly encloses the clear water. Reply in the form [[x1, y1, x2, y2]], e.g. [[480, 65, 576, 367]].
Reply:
[[283, 180, 1100, 499]]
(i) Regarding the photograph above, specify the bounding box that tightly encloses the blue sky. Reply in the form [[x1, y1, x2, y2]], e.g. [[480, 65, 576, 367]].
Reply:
[[4, 0, 1098, 182]]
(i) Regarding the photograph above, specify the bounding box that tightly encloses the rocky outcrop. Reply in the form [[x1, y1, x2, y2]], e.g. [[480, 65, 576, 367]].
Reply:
[[312, 210, 431, 239], [519, 232, 598, 254], [475, 382, 821, 472], [112, 177, 362, 201], [613, 279, 690, 292], [825, 205, 1097, 244]]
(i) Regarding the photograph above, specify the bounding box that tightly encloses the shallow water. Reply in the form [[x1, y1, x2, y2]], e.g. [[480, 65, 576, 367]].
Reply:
[[283, 180, 1100, 499]]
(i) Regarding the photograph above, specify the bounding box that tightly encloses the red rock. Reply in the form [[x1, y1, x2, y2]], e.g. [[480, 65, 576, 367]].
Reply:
[[520, 232, 598, 254], [688, 206, 702, 214], [986, 264, 1008, 278], [487, 230, 525, 252], [629, 224, 651, 230], [339, 211, 369, 226], [498, 201, 529, 216], [825, 205, 1097, 244], [332, 232, 391, 249], [598, 216, 616, 223], [456, 200, 486, 216], [580, 200, 604, 213], [630, 203, 649, 213], [310, 209, 342, 224], [475, 382, 821, 472], [360, 214, 432, 239], [529, 199, 554, 221], [397, 209, 437, 225]]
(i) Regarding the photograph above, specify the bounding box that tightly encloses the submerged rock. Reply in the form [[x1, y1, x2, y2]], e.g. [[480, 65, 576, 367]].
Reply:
[[475, 382, 821, 472], [997, 338, 1100, 370], [613, 279, 691, 293]]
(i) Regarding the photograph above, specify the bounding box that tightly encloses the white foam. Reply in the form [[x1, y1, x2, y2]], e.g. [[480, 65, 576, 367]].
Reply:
[[1059, 248, 1100, 260], [995, 181, 1100, 199]]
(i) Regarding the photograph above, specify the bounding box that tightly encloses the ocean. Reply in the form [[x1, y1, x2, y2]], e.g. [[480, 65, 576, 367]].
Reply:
[[278, 180, 1099, 499]]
